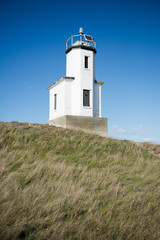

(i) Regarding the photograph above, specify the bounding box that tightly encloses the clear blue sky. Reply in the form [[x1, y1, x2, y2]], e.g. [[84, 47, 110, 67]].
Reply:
[[0, 0, 160, 143]]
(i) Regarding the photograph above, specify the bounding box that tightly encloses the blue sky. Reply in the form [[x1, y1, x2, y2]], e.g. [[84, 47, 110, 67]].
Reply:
[[0, 0, 160, 143]]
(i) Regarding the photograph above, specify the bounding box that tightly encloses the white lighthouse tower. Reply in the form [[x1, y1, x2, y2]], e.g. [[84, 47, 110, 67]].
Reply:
[[47, 28, 108, 137]]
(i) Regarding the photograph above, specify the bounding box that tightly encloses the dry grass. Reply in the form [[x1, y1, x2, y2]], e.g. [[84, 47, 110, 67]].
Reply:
[[0, 121, 160, 240]]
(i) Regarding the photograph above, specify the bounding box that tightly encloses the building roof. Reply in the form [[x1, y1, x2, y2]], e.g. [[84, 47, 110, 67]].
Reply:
[[95, 80, 104, 85], [47, 76, 75, 90], [65, 44, 97, 54]]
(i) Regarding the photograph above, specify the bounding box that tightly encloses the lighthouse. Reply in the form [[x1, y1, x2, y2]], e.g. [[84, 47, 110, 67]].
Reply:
[[47, 28, 108, 137]]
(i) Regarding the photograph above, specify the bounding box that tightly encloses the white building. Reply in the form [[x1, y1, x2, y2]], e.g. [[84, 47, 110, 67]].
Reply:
[[48, 28, 108, 137]]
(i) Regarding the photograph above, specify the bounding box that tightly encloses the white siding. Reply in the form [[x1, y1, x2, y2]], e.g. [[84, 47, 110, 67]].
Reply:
[[93, 83, 101, 117], [49, 81, 65, 120], [66, 48, 81, 115], [49, 78, 74, 120], [64, 79, 72, 115], [66, 48, 95, 117], [80, 49, 94, 116]]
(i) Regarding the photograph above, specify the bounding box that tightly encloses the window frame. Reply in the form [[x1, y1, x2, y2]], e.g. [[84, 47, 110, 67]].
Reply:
[[84, 56, 89, 69], [54, 94, 57, 110], [83, 89, 90, 107]]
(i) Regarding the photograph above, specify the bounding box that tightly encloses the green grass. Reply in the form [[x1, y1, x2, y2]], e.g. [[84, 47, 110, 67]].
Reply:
[[0, 121, 160, 240]]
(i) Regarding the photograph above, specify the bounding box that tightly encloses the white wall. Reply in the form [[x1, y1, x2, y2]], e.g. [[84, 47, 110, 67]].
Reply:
[[66, 48, 81, 116], [64, 79, 72, 115], [66, 47, 95, 117], [80, 49, 94, 116], [93, 83, 101, 117], [49, 78, 74, 120], [49, 81, 65, 120]]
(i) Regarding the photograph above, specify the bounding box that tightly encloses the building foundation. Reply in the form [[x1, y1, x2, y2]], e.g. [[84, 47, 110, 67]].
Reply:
[[47, 115, 108, 137]]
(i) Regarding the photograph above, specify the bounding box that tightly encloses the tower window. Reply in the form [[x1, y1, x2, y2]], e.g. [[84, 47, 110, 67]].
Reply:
[[83, 90, 90, 106], [54, 94, 57, 110], [85, 56, 88, 68]]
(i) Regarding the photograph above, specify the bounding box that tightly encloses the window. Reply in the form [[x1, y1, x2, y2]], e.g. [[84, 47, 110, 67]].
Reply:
[[85, 56, 88, 69], [54, 94, 57, 110], [83, 90, 90, 107]]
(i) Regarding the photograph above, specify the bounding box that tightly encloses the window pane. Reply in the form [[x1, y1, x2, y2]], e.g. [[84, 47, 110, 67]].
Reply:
[[54, 94, 57, 110], [83, 90, 90, 106], [85, 56, 88, 68]]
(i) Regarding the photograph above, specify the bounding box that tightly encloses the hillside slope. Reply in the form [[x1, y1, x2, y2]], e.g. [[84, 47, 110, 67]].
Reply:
[[0, 121, 160, 240]]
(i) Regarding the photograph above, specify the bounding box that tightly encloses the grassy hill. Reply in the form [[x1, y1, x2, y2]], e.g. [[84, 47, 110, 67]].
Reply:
[[0, 121, 160, 240]]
